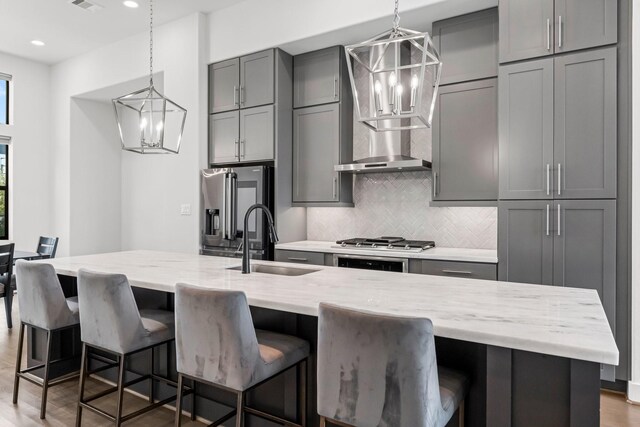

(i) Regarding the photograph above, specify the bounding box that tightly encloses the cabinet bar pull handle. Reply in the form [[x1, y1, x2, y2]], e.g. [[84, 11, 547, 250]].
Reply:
[[546, 19, 551, 51], [233, 85, 238, 106], [333, 177, 338, 199], [442, 270, 473, 275], [557, 204, 561, 236], [288, 257, 308, 262], [241, 139, 245, 159], [546, 204, 550, 236], [433, 172, 438, 197], [240, 86, 244, 106], [546, 164, 550, 195], [334, 76, 338, 98], [235, 138, 239, 160], [558, 16, 563, 48], [557, 163, 561, 196]]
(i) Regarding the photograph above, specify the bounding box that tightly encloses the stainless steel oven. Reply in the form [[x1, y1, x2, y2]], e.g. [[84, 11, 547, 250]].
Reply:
[[333, 254, 409, 273]]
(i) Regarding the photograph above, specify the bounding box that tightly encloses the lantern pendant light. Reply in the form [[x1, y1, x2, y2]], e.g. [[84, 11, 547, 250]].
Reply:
[[345, 0, 442, 131], [113, 0, 187, 154]]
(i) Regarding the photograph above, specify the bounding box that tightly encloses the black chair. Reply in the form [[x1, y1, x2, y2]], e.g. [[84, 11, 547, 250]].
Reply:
[[0, 243, 15, 328], [36, 236, 59, 259]]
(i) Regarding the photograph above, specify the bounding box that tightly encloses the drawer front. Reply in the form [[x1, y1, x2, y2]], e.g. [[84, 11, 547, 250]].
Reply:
[[420, 260, 497, 280], [275, 250, 326, 266]]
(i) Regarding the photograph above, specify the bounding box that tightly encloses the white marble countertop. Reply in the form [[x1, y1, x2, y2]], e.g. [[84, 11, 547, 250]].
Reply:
[[276, 240, 499, 263], [36, 250, 617, 365]]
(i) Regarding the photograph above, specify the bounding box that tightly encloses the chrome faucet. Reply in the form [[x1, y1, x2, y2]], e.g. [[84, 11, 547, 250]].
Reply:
[[242, 204, 279, 274]]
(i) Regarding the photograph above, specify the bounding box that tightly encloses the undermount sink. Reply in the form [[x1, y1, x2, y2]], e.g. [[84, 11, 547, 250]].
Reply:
[[227, 264, 320, 276]]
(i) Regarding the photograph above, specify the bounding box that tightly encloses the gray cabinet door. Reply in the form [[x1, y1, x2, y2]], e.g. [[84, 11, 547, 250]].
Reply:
[[293, 46, 341, 108], [239, 105, 274, 162], [499, 58, 554, 200], [553, 200, 616, 330], [293, 104, 340, 203], [499, 0, 554, 63], [554, 47, 617, 199], [240, 49, 274, 109], [209, 58, 240, 114], [555, 0, 617, 54], [433, 79, 498, 201], [209, 111, 239, 164], [432, 8, 499, 85], [498, 201, 554, 285]]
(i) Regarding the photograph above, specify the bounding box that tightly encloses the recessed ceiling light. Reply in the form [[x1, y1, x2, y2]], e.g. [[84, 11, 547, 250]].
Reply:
[[123, 1, 139, 8], [31, 40, 45, 47]]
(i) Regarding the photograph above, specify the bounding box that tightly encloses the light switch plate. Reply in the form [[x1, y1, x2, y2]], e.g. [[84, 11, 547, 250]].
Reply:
[[180, 204, 191, 216]]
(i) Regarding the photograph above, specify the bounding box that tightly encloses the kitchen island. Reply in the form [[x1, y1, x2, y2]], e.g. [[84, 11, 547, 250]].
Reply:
[[30, 250, 617, 427]]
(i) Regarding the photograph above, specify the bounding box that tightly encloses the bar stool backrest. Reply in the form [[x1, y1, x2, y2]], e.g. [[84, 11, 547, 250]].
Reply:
[[317, 303, 443, 427], [77, 269, 146, 354], [36, 237, 59, 259], [175, 283, 260, 391], [15, 261, 77, 330], [0, 242, 14, 287]]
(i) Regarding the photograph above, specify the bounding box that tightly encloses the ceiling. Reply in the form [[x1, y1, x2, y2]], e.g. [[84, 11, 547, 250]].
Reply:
[[0, 0, 243, 64]]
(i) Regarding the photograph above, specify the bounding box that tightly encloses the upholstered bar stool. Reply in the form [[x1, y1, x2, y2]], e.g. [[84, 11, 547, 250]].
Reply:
[[174, 283, 310, 427], [76, 269, 179, 426], [12, 261, 81, 419], [317, 303, 469, 427]]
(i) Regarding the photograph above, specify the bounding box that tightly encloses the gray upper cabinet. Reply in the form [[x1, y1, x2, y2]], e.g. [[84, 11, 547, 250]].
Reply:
[[498, 201, 554, 285], [553, 199, 616, 329], [499, 0, 554, 63], [239, 105, 274, 163], [499, 0, 617, 63], [240, 49, 274, 109], [554, 47, 617, 199], [432, 8, 499, 85], [555, 0, 617, 54], [499, 58, 554, 200], [293, 46, 341, 108], [209, 58, 240, 114], [433, 78, 498, 201], [209, 111, 239, 164], [293, 104, 341, 203]]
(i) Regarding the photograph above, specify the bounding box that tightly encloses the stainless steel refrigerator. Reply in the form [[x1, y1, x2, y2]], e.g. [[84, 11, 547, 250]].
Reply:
[[200, 166, 274, 260]]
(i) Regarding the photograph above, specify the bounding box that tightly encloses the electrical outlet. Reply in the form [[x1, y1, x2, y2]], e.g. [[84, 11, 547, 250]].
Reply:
[[180, 204, 191, 216]]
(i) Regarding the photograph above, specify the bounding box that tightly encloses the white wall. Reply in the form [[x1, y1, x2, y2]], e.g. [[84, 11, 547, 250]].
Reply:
[[69, 99, 121, 255], [0, 52, 52, 251], [629, 0, 640, 403], [51, 13, 208, 257]]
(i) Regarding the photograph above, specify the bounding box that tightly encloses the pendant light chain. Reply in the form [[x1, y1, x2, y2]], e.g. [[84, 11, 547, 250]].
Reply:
[[392, 0, 400, 33], [149, 0, 154, 86]]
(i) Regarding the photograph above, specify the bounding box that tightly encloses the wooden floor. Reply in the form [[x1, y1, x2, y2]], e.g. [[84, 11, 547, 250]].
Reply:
[[0, 302, 638, 426]]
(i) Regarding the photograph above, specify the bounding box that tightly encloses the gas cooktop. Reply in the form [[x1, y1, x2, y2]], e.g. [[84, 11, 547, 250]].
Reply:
[[333, 237, 435, 253]]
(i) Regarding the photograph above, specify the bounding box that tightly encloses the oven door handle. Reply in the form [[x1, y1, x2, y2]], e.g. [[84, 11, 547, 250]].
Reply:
[[332, 253, 409, 273]]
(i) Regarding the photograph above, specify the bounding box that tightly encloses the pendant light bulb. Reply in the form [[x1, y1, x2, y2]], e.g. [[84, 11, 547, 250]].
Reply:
[[389, 72, 397, 87], [140, 117, 148, 130]]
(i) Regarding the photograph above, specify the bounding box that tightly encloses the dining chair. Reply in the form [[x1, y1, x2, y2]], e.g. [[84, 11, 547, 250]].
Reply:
[[0, 242, 15, 328], [36, 236, 59, 259]]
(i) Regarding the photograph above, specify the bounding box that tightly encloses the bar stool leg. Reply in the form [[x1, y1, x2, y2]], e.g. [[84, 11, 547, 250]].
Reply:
[[148, 347, 155, 403], [12, 322, 25, 404], [114, 354, 126, 427], [40, 329, 53, 419], [174, 373, 184, 427], [76, 343, 88, 427], [191, 380, 196, 421], [459, 400, 465, 427], [320, 416, 326, 427], [298, 358, 307, 427], [5, 285, 13, 329], [235, 391, 245, 427]]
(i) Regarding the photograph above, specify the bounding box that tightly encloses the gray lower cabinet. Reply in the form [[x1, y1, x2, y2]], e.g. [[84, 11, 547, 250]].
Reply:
[[499, 0, 617, 63], [209, 111, 240, 164], [240, 105, 274, 162], [240, 49, 274, 109], [499, 0, 554, 63], [499, 58, 554, 200], [432, 8, 499, 85], [553, 199, 616, 330], [433, 78, 498, 201], [292, 104, 352, 205], [498, 201, 554, 285], [275, 250, 332, 266], [554, 47, 617, 199], [209, 58, 240, 114], [416, 260, 497, 280], [293, 46, 341, 108]]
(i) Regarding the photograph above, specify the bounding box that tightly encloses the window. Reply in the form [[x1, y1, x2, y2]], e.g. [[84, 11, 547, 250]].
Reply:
[[0, 79, 8, 125], [0, 144, 7, 239]]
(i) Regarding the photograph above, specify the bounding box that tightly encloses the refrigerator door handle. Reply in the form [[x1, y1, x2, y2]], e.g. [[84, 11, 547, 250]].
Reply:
[[229, 173, 238, 239], [223, 173, 231, 240]]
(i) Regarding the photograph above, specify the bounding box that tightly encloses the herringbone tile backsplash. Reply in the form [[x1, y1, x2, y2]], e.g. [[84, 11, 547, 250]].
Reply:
[[306, 65, 498, 249]]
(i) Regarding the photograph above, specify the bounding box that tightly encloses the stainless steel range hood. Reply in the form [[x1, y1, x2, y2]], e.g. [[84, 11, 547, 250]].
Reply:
[[335, 38, 431, 174]]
